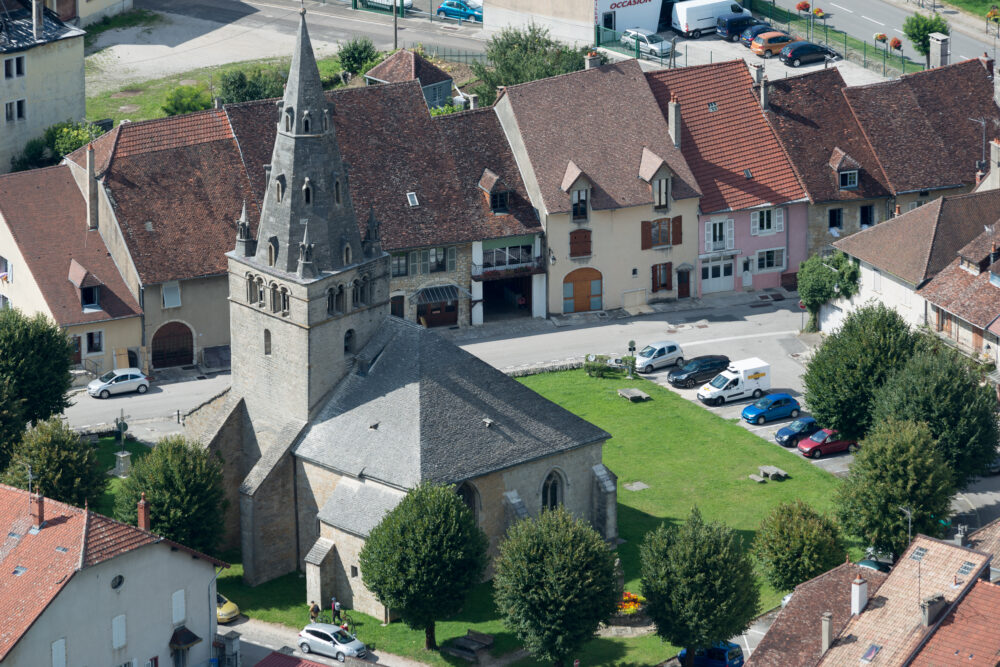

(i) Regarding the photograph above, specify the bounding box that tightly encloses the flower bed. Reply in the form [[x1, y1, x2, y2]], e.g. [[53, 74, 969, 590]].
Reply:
[[607, 592, 651, 627]]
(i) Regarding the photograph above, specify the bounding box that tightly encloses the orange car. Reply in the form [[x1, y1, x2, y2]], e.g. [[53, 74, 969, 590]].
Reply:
[[751, 31, 794, 57]]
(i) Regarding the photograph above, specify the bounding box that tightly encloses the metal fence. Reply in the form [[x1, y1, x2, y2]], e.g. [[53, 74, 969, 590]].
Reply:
[[405, 43, 490, 65], [595, 26, 676, 67]]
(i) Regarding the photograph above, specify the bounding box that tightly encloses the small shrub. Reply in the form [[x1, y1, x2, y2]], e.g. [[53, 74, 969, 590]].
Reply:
[[339, 36, 379, 75], [584, 355, 615, 378], [162, 85, 213, 116]]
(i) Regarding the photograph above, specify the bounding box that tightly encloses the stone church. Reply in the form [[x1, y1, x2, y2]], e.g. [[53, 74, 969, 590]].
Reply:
[[186, 9, 618, 619]]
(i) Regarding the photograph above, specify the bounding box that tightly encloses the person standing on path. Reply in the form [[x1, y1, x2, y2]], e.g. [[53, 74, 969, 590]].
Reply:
[[331, 596, 342, 623], [309, 600, 320, 623]]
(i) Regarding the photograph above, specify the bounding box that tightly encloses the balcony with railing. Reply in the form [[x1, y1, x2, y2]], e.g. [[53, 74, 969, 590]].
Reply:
[[472, 256, 546, 280], [706, 239, 728, 252]]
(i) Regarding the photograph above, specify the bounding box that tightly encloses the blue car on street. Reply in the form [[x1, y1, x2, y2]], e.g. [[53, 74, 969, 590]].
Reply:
[[774, 416, 819, 447], [437, 0, 482, 21], [678, 642, 745, 667], [741, 393, 800, 425]]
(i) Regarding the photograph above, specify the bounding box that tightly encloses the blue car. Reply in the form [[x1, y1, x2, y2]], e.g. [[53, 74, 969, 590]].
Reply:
[[774, 416, 819, 447], [436, 0, 482, 21], [740, 23, 773, 48], [741, 393, 800, 425], [678, 642, 744, 667]]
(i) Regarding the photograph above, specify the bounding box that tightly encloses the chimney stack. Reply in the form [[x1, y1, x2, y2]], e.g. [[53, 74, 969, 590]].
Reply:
[[920, 593, 947, 627], [584, 51, 601, 70], [894, 204, 902, 217], [751, 63, 763, 85], [977, 169, 986, 186], [668, 94, 681, 149], [928, 33, 949, 68], [760, 77, 769, 111], [851, 575, 868, 615], [86, 143, 98, 231], [468, 93, 479, 110], [30, 493, 44, 529], [821, 611, 833, 654], [31, 0, 42, 41], [137, 492, 150, 531]]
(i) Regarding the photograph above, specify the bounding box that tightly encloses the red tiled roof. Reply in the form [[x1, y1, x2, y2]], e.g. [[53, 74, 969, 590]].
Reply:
[[364, 49, 452, 87], [502, 60, 700, 215], [764, 68, 889, 204], [646, 60, 805, 214], [968, 516, 1000, 563], [0, 165, 141, 326], [65, 123, 121, 177], [919, 254, 1000, 329], [255, 652, 329, 667], [843, 58, 1000, 194], [114, 110, 235, 157], [911, 579, 1000, 666], [748, 563, 889, 667]]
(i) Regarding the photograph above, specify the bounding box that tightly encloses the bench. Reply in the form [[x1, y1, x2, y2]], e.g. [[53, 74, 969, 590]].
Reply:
[[618, 388, 650, 402], [442, 630, 494, 663], [758, 465, 788, 480], [748, 473, 767, 483]]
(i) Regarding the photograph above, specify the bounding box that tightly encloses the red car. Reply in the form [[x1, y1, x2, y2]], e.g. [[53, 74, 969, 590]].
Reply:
[[797, 428, 858, 459]]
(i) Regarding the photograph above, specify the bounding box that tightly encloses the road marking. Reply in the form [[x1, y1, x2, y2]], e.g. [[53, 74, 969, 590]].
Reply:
[[893, 28, 904, 34], [683, 330, 801, 347], [862, 15, 885, 25], [960, 54, 971, 60], [830, 2, 853, 11], [746, 424, 776, 432]]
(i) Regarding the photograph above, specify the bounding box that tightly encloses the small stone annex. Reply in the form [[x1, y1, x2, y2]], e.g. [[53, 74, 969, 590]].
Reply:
[[185, 8, 618, 620]]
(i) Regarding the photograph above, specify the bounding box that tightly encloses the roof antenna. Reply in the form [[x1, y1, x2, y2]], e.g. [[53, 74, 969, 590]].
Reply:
[[26, 463, 32, 497]]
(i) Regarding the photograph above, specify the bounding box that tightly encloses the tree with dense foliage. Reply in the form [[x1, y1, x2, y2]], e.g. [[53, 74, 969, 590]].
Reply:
[[218, 68, 286, 104], [1, 418, 105, 507], [0, 378, 24, 471], [115, 436, 226, 554], [641, 507, 759, 667], [753, 500, 845, 591], [339, 35, 379, 75], [161, 85, 213, 116], [493, 507, 618, 667], [873, 347, 998, 488], [359, 482, 487, 650], [0, 308, 72, 429], [11, 120, 105, 171], [796, 252, 860, 332], [836, 419, 954, 559], [902, 13, 949, 65], [803, 303, 918, 440], [471, 24, 600, 106]]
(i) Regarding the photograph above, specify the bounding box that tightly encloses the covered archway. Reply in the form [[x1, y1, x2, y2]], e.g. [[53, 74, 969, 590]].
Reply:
[[151, 321, 194, 368], [562, 268, 602, 313]]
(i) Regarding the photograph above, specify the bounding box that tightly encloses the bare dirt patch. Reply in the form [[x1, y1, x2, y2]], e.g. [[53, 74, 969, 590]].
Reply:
[[110, 89, 144, 98], [118, 104, 141, 113]]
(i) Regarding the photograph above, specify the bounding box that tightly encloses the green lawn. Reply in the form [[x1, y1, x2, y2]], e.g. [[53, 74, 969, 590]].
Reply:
[[92, 436, 150, 516]]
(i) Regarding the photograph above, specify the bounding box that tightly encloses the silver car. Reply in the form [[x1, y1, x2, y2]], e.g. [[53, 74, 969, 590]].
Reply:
[[620, 28, 672, 57], [87, 368, 149, 399], [636, 340, 684, 373], [298, 623, 368, 662]]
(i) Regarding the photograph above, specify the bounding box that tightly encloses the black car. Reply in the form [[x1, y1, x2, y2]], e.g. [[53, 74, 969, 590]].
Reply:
[[774, 417, 820, 447], [716, 13, 759, 42], [667, 355, 730, 388], [740, 23, 773, 48], [779, 41, 838, 67]]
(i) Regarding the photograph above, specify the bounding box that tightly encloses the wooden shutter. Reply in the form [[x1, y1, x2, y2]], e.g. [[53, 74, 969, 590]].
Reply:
[[664, 262, 673, 290], [705, 224, 712, 252], [671, 216, 682, 246], [112, 614, 126, 650], [750, 211, 759, 236], [651, 265, 660, 292], [569, 229, 591, 257], [172, 589, 185, 625], [641, 220, 652, 250], [776, 207, 785, 232], [726, 220, 735, 249]]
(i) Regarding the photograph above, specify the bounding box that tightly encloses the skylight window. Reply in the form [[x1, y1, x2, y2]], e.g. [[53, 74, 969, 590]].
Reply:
[[7, 531, 19, 539], [744, 169, 753, 179], [407, 192, 419, 207], [958, 561, 976, 576], [910, 546, 928, 561], [12, 566, 26, 576], [55, 546, 68, 553], [861, 645, 881, 663], [707, 102, 718, 112]]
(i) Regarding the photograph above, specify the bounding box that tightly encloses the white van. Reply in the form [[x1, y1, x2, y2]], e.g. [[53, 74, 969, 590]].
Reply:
[[672, 0, 750, 38], [696, 357, 770, 405]]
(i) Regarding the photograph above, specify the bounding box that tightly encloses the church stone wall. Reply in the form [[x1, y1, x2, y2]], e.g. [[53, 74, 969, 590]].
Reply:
[[294, 460, 345, 566], [241, 451, 299, 586], [320, 523, 388, 620]]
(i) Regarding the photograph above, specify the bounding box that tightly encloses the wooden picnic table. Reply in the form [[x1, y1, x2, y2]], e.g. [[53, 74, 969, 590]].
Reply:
[[758, 465, 788, 480]]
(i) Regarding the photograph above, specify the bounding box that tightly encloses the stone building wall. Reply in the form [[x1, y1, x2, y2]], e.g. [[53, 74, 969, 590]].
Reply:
[[388, 243, 472, 327]]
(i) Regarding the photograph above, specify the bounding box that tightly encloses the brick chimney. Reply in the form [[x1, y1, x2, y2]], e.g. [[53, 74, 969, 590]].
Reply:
[[668, 94, 681, 149], [468, 93, 479, 110], [584, 51, 601, 70], [894, 204, 902, 217], [928, 32, 949, 68], [851, 575, 868, 615], [760, 77, 769, 111], [137, 492, 150, 531], [821, 611, 833, 654], [920, 593, 947, 626], [30, 493, 44, 529], [86, 143, 98, 231], [750, 63, 763, 85]]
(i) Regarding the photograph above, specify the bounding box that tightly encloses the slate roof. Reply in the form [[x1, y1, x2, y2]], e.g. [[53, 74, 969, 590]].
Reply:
[[764, 68, 890, 204], [833, 189, 1000, 286], [843, 58, 1000, 194], [317, 479, 405, 538], [0, 3, 83, 55], [364, 49, 452, 86], [818, 536, 991, 666], [911, 579, 1000, 666], [918, 254, 1000, 329], [0, 165, 141, 327], [646, 60, 805, 214], [501, 60, 700, 215], [748, 563, 889, 667], [294, 317, 610, 488], [0, 484, 225, 661]]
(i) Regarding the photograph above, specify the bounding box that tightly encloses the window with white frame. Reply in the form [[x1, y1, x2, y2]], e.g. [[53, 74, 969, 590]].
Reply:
[[51, 638, 66, 667], [112, 614, 127, 650], [908, 201, 924, 211], [81, 285, 100, 310], [839, 170, 858, 189], [571, 189, 588, 221], [171, 589, 186, 625], [4, 56, 24, 79], [408, 247, 456, 274], [756, 248, 785, 272], [872, 269, 882, 293], [653, 177, 670, 210], [750, 208, 783, 235], [705, 219, 734, 252], [161, 281, 181, 309]]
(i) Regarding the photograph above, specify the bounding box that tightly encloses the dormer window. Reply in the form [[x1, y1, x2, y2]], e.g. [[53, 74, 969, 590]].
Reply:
[[407, 192, 419, 207], [840, 170, 858, 189], [572, 189, 589, 221], [653, 177, 670, 210], [81, 285, 99, 310], [490, 191, 509, 214]]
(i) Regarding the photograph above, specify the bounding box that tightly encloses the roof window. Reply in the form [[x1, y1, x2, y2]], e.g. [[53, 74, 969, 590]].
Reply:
[[12, 566, 26, 576], [957, 561, 976, 576], [407, 192, 419, 207], [707, 102, 718, 112], [55, 546, 68, 553], [861, 645, 881, 663], [910, 546, 928, 561], [743, 169, 753, 179]]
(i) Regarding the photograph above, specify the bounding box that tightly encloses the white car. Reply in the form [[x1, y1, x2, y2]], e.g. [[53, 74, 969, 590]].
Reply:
[[298, 623, 368, 662], [87, 368, 149, 399], [636, 340, 684, 373]]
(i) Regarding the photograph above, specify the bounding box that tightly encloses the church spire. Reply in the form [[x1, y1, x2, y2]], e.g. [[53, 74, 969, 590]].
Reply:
[[251, 6, 363, 277]]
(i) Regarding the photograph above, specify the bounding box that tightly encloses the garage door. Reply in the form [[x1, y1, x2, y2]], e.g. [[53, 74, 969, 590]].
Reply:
[[563, 268, 603, 313], [151, 321, 194, 368], [819, 304, 846, 333]]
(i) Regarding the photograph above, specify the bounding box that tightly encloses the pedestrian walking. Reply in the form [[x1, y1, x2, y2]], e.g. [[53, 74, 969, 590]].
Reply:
[[309, 600, 320, 623], [331, 596, 342, 623]]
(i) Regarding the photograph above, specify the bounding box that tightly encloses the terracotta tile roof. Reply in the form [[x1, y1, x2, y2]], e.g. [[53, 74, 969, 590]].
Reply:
[[115, 110, 235, 157], [843, 59, 1000, 194], [255, 653, 329, 667], [911, 579, 1000, 666], [646, 60, 805, 214], [0, 483, 226, 660], [764, 68, 889, 204], [818, 536, 992, 666], [833, 189, 1000, 286], [968, 517, 1000, 563], [748, 563, 889, 667], [65, 124, 121, 177], [502, 60, 700, 215], [364, 49, 452, 87], [918, 254, 1000, 329], [0, 165, 141, 326]]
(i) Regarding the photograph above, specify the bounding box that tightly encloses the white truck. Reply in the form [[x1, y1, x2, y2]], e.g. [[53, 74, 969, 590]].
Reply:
[[671, 0, 751, 38], [696, 358, 770, 406]]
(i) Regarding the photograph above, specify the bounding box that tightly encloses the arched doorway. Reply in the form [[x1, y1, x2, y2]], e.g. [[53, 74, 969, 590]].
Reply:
[[151, 322, 193, 368], [562, 268, 602, 313]]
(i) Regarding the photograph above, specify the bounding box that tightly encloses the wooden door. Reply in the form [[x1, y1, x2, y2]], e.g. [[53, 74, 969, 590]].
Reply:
[[974, 326, 984, 351], [563, 268, 602, 313], [71, 336, 81, 365], [677, 270, 690, 298]]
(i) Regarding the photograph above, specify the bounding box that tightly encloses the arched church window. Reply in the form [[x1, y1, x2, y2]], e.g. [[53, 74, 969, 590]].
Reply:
[[334, 179, 341, 205], [267, 238, 278, 267], [344, 329, 355, 354], [323, 112, 330, 131], [303, 181, 312, 205], [280, 288, 290, 316], [335, 285, 346, 313], [327, 288, 336, 315], [270, 283, 280, 313], [264, 329, 272, 355], [456, 482, 479, 522], [542, 471, 563, 511], [343, 244, 352, 266], [363, 276, 372, 304], [256, 278, 265, 306], [352, 280, 361, 308], [284, 108, 293, 132], [275, 179, 284, 203], [246, 274, 256, 303], [303, 116, 311, 133]]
